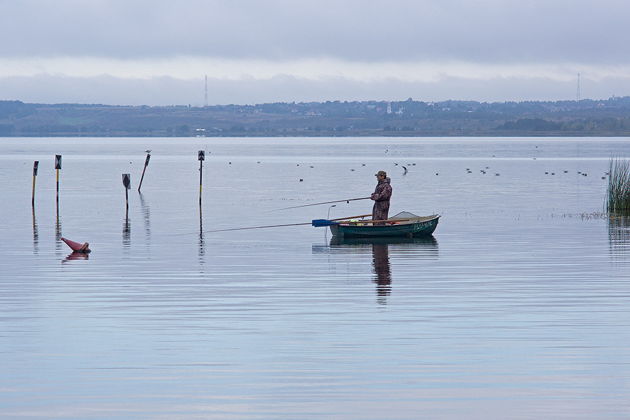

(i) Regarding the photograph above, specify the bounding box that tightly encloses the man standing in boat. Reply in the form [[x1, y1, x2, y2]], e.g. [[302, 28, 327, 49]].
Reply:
[[371, 170, 392, 224]]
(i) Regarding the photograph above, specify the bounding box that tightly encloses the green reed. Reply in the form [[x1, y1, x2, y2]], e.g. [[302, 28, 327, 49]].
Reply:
[[607, 158, 630, 215]]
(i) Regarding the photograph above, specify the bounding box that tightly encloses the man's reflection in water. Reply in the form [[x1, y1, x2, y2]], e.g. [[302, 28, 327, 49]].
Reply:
[[372, 244, 391, 304], [329, 236, 439, 305]]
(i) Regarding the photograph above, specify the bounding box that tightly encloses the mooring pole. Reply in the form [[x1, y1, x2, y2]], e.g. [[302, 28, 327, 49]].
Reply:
[[138, 153, 150, 192], [31, 161, 39, 207], [198, 150, 205, 206], [54, 155, 62, 205]]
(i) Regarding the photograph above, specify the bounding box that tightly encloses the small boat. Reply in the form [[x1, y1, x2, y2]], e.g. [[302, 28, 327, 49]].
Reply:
[[324, 211, 440, 238]]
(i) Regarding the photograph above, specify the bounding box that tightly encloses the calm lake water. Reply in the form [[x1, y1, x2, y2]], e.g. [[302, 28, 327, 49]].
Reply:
[[2, 137, 630, 419]]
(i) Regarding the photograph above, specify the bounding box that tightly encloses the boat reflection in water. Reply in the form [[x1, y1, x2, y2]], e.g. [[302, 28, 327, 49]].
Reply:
[[329, 236, 439, 304]]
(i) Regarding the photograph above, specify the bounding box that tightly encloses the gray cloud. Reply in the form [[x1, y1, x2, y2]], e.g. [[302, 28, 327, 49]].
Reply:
[[1, 0, 629, 63], [3, 0, 628, 104], [1, 73, 626, 105]]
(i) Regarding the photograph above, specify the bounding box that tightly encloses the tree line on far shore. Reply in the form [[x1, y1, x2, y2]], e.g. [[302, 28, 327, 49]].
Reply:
[[2, 96, 630, 137]]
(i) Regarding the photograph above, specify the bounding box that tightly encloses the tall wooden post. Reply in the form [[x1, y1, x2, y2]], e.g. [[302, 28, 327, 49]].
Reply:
[[138, 153, 150, 192], [31, 161, 39, 207], [198, 150, 205, 206]]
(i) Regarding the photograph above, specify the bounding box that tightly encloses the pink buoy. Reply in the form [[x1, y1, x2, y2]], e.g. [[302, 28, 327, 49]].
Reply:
[[61, 237, 91, 253]]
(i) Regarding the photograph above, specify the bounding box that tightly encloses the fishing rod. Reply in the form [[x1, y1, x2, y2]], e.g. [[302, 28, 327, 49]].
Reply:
[[276, 196, 371, 210], [202, 214, 372, 234]]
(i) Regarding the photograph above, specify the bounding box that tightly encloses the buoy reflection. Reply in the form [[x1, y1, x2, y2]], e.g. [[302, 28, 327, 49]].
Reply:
[[63, 251, 90, 263]]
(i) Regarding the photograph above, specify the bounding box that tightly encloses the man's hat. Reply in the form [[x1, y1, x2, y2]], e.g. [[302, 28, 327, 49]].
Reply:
[[375, 170, 387, 177]]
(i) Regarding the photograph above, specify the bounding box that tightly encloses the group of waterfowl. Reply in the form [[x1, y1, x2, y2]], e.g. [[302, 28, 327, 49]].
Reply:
[[214, 154, 610, 182]]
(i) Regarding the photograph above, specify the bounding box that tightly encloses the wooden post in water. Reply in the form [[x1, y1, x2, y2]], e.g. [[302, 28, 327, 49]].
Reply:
[[54, 155, 62, 205], [198, 150, 205, 206], [122, 173, 131, 219], [137, 153, 150, 192], [31, 161, 39, 207]]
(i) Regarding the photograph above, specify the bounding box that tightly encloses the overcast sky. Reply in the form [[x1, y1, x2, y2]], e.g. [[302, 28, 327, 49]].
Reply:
[[1, 0, 629, 105]]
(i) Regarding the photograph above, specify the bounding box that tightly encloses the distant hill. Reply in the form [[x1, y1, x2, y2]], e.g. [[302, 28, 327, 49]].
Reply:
[[1, 97, 630, 137]]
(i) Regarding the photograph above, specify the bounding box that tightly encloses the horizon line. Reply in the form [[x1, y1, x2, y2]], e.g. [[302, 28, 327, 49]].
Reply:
[[2, 95, 627, 108]]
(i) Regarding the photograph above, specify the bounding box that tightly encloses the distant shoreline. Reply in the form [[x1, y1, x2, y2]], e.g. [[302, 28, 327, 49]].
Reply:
[[2, 97, 630, 138], [2, 133, 630, 138]]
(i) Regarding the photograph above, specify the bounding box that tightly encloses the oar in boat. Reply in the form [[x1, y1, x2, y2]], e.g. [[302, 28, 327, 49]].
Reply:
[[338, 217, 420, 225], [312, 216, 428, 227], [204, 214, 372, 233], [276, 197, 371, 210]]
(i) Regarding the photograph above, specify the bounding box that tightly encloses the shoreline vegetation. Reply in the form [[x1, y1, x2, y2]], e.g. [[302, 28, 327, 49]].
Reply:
[[607, 158, 630, 216], [2, 97, 630, 137]]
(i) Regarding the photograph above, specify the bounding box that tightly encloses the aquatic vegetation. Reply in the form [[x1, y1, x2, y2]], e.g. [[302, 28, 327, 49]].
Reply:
[[606, 158, 630, 215]]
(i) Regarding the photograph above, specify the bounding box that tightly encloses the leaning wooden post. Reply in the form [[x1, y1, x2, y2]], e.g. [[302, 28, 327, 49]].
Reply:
[[122, 173, 131, 218], [198, 150, 205, 206], [138, 153, 150, 192], [31, 161, 39, 207], [54, 155, 62, 205]]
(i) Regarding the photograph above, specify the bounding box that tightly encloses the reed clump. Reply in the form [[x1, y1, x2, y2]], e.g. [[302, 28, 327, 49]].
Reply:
[[606, 158, 630, 215]]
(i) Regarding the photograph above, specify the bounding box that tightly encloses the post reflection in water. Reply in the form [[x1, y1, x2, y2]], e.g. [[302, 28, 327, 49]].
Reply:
[[608, 215, 630, 261], [329, 236, 439, 304], [122, 190, 131, 247], [55, 203, 62, 254], [199, 205, 205, 257], [139, 193, 151, 240], [32, 208, 39, 254], [123, 217, 131, 247]]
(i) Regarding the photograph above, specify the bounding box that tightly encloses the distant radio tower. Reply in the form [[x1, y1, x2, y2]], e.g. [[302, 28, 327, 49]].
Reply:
[[576, 73, 581, 102], [204, 75, 208, 107]]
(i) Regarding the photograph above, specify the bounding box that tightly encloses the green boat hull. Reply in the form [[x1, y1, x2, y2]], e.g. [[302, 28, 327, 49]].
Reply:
[[330, 215, 440, 238]]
